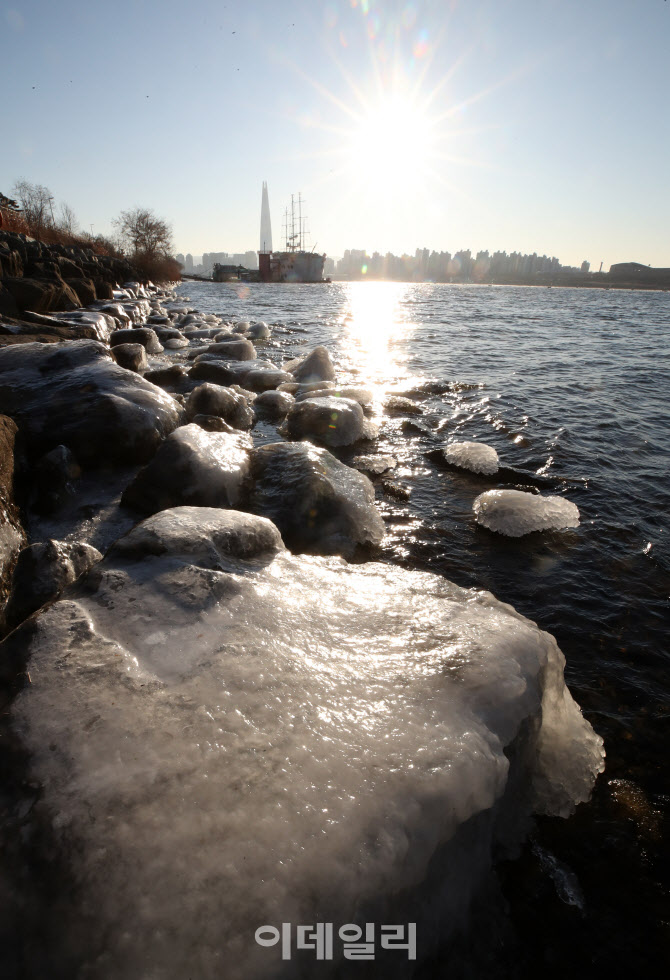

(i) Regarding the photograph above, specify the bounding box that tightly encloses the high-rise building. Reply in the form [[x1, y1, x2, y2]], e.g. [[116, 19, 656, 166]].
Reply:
[[260, 181, 272, 252]]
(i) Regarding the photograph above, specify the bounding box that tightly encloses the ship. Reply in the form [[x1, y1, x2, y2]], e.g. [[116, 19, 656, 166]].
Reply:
[[258, 188, 327, 283]]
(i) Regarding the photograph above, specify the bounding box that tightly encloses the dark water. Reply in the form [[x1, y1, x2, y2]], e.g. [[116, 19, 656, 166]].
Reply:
[[178, 280, 670, 974]]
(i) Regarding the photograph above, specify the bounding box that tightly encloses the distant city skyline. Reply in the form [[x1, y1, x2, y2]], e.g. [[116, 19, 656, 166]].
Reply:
[[3, 1, 669, 269]]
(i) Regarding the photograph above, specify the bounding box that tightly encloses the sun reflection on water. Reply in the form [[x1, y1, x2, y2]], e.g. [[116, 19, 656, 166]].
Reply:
[[340, 281, 415, 395]]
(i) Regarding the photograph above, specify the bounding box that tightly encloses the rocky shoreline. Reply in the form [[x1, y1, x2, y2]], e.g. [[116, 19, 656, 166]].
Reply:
[[0, 269, 605, 977]]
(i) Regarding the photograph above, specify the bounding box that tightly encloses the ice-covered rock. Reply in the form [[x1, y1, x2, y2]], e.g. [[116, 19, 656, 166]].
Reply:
[[352, 454, 397, 476], [384, 394, 423, 415], [204, 339, 257, 361], [185, 383, 254, 430], [249, 441, 384, 555], [110, 327, 163, 354], [111, 342, 148, 373], [189, 357, 274, 387], [284, 396, 379, 448], [473, 490, 580, 536], [4, 507, 603, 977], [0, 341, 182, 466], [253, 390, 294, 419], [4, 538, 101, 631], [284, 345, 336, 383], [294, 385, 374, 409], [248, 321, 271, 340], [242, 367, 294, 392], [445, 441, 499, 476], [121, 424, 252, 515]]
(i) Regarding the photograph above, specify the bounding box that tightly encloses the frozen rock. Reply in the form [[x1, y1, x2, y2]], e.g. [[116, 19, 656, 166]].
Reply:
[[352, 454, 397, 476], [110, 327, 163, 354], [0, 341, 182, 466], [111, 342, 148, 373], [445, 441, 499, 476], [5, 508, 603, 977], [384, 394, 423, 415], [31, 445, 81, 513], [192, 415, 237, 434], [247, 321, 271, 340], [253, 390, 294, 419], [144, 364, 188, 387], [233, 320, 251, 333], [284, 395, 379, 448], [4, 539, 101, 631], [46, 310, 116, 343], [185, 383, 254, 430], [164, 337, 189, 350], [242, 368, 294, 392], [294, 385, 373, 409], [473, 490, 580, 537], [205, 339, 256, 361], [249, 441, 384, 556], [189, 358, 274, 387], [284, 345, 336, 383], [0, 416, 25, 629], [121, 423, 252, 515]]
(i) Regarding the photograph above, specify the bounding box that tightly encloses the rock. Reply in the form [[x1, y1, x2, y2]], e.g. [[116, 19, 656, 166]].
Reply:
[[111, 343, 148, 373], [189, 358, 269, 387], [121, 424, 252, 515], [253, 390, 294, 419], [283, 396, 378, 448], [0, 284, 20, 317], [284, 345, 335, 383], [192, 415, 237, 434], [4, 539, 101, 632], [0, 415, 25, 632], [473, 490, 580, 537], [247, 321, 271, 340], [242, 368, 294, 392], [444, 441, 499, 476], [202, 339, 257, 361], [0, 341, 182, 466], [110, 327, 163, 354], [164, 337, 189, 350], [1, 507, 603, 977], [31, 445, 81, 514], [1, 276, 81, 314], [144, 365, 188, 387], [64, 277, 97, 307], [384, 394, 423, 415], [185, 383, 254, 430], [352, 454, 397, 476], [249, 441, 384, 556]]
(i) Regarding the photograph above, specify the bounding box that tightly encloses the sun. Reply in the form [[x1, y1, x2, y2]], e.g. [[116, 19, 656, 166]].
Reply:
[[345, 94, 437, 197]]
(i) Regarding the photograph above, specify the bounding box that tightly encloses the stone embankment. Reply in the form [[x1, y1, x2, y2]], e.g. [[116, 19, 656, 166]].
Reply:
[[0, 229, 138, 325]]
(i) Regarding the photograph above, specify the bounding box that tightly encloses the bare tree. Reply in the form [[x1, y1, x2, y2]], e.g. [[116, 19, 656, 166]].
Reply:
[[12, 178, 55, 236], [58, 201, 78, 236], [112, 207, 173, 258]]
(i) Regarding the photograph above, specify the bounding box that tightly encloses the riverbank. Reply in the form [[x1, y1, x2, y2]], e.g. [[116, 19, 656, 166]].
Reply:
[[0, 278, 613, 977]]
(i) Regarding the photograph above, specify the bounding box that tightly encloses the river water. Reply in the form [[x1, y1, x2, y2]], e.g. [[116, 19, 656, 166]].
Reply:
[[174, 279, 669, 974]]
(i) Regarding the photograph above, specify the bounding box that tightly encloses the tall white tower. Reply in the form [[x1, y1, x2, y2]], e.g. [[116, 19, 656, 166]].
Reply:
[[260, 181, 272, 252]]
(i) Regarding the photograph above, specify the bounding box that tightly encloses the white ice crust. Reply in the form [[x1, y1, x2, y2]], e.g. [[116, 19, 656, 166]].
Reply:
[[474, 489, 580, 536], [12, 508, 602, 978], [445, 441, 499, 475]]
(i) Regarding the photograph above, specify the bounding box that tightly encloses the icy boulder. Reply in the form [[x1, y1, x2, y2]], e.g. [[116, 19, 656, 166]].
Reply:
[[473, 489, 580, 536], [110, 327, 164, 354], [284, 396, 379, 448], [284, 345, 336, 383], [0, 340, 182, 466], [249, 441, 384, 555], [445, 441, 499, 476], [5, 507, 604, 978], [185, 383, 254, 430], [253, 390, 294, 419], [121, 424, 252, 515]]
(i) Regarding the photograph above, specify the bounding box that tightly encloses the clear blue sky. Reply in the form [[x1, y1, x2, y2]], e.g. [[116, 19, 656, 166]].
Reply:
[[2, 0, 669, 269]]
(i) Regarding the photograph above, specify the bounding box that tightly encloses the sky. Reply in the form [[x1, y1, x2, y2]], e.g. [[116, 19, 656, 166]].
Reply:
[[2, 0, 669, 270]]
